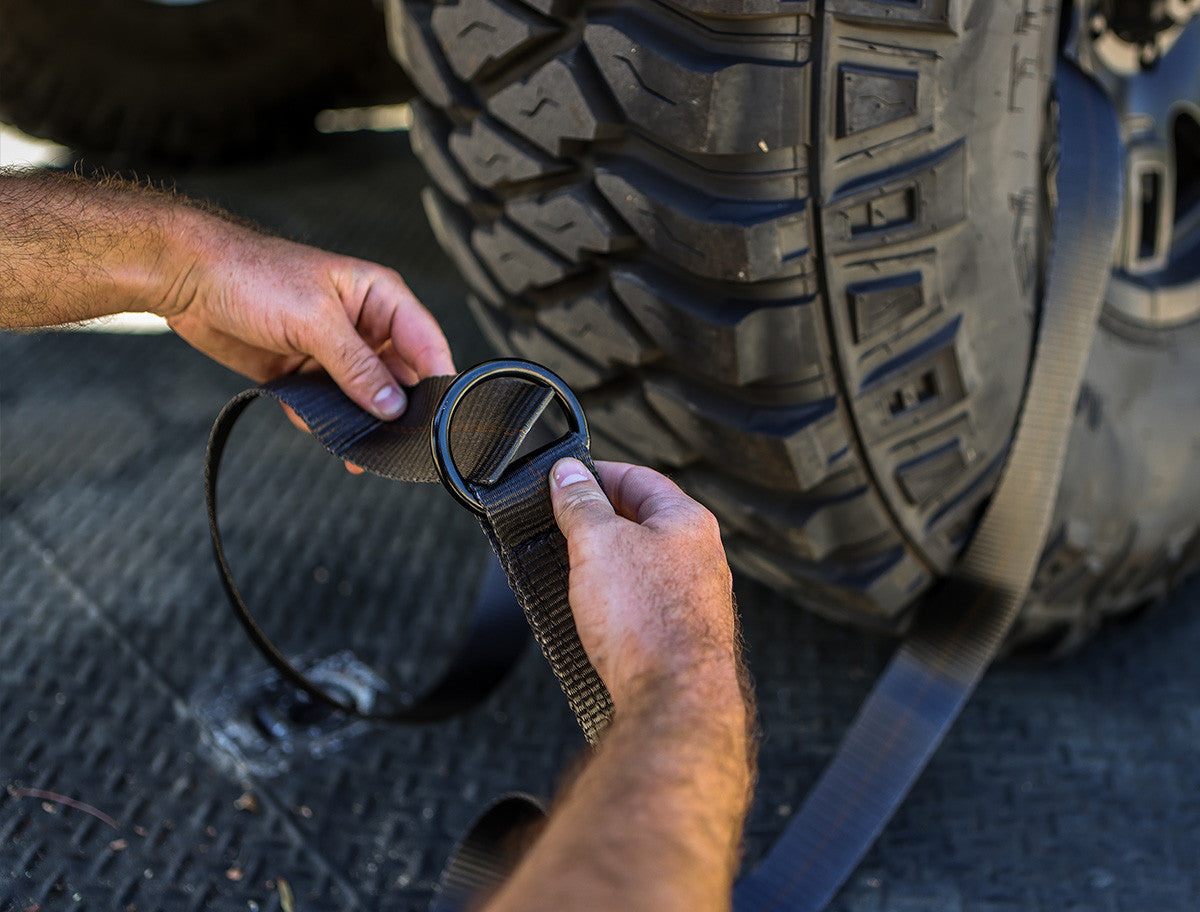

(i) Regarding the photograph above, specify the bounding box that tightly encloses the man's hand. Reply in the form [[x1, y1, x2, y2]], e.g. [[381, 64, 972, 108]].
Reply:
[[479, 458, 753, 912], [159, 220, 455, 419], [0, 170, 455, 419], [548, 457, 742, 711]]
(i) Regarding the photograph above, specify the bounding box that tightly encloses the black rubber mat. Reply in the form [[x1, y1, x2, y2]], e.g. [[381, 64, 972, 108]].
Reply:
[[2, 131, 1197, 911]]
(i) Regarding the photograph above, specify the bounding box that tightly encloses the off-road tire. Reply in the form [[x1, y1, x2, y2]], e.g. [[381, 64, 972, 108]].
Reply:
[[390, 0, 1199, 646], [0, 0, 412, 163]]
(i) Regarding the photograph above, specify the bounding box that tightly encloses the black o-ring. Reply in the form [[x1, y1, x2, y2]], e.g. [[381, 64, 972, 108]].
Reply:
[[432, 359, 589, 515]]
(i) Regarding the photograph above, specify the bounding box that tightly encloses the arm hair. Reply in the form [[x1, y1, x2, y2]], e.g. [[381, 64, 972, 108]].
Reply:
[[0, 167, 259, 328]]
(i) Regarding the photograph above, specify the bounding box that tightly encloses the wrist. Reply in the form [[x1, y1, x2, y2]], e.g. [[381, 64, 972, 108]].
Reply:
[[609, 631, 745, 710], [616, 653, 753, 754], [142, 203, 216, 320]]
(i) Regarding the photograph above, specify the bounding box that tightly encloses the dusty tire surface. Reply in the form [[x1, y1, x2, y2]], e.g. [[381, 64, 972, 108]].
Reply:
[[0, 0, 412, 163], [391, 0, 1198, 644]]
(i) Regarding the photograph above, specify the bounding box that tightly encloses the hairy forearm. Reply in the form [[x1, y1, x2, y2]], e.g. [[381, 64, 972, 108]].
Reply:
[[1, 167, 456, 417], [484, 661, 756, 912], [0, 169, 209, 328]]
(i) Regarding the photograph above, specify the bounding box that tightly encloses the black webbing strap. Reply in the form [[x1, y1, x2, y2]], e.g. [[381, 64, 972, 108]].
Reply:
[[472, 435, 614, 744], [432, 794, 548, 912], [731, 61, 1124, 910], [205, 367, 611, 732]]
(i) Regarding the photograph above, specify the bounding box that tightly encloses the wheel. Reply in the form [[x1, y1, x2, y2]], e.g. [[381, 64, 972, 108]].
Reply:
[[1022, 1, 1200, 650], [389, 0, 1198, 645], [0, 0, 412, 163]]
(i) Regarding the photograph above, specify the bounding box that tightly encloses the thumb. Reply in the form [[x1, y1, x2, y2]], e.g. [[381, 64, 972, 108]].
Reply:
[[314, 324, 408, 420], [549, 457, 616, 539]]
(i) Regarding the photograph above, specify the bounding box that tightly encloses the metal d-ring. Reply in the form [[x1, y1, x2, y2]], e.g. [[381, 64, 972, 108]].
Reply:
[[432, 359, 589, 515]]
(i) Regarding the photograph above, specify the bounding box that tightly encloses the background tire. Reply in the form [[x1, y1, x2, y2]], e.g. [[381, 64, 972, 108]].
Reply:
[[386, 0, 1197, 647], [0, 0, 413, 163]]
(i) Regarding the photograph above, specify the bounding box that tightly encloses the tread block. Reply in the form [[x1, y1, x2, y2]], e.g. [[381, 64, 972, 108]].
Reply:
[[430, 0, 559, 82], [825, 139, 966, 253], [449, 117, 572, 189], [530, 284, 651, 368], [663, 0, 811, 14], [645, 375, 843, 491], [858, 316, 967, 439], [827, 0, 955, 32], [388, 0, 469, 109], [487, 48, 623, 157], [1028, 525, 1100, 608], [584, 387, 693, 467], [471, 220, 573, 293], [420, 188, 506, 306], [508, 0, 581, 17], [848, 270, 925, 342], [893, 438, 967, 506], [507, 186, 634, 260], [837, 63, 918, 137], [724, 537, 880, 624], [584, 19, 807, 155], [680, 469, 887, 562], [466, 294, 608, 390], [465, 290, 516, 355], [724, 537, 923, 627], [409, 102, 474, 206], [611, 268, 822, 386], [595, 163, 809, 282]]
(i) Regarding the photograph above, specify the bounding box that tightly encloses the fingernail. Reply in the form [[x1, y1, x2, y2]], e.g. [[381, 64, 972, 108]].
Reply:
[[552, 458, 591, 488], [372, 385, 406, 419]]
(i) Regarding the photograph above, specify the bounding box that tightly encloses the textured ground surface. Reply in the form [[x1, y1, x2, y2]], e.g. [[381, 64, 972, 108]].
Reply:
[[2, 131, 1198, 912]]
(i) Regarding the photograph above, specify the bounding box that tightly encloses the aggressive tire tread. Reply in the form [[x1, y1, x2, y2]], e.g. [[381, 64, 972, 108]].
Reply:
[[395, 0, 1193, 643]]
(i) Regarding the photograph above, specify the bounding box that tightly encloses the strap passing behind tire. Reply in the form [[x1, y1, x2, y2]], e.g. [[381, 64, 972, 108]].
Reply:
[[732, 60, 1125, 911]]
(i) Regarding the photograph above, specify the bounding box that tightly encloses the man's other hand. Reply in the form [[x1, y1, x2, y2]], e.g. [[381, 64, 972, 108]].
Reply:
[[161, 222, 455, 420]]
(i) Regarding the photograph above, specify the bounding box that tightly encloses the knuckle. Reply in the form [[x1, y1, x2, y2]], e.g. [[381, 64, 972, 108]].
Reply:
[[696, 505, 722, 538], [365, 262, 401, 284], [672, 499, 719, 535], [333, 339, 376, 377], [366, 266, 409, 301]]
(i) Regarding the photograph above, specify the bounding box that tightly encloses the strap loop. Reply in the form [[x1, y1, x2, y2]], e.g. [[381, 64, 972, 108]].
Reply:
[[205, 365, 548, 722], [431, 794, 548, 912]]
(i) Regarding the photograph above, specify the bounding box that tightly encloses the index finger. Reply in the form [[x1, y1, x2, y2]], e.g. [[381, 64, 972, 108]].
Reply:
[[370, 272, 456, 378], [594, 461, 697, 526]]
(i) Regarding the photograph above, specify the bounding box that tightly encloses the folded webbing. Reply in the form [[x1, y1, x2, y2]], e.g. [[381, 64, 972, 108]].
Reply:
[[432, 794, 549, 912]]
